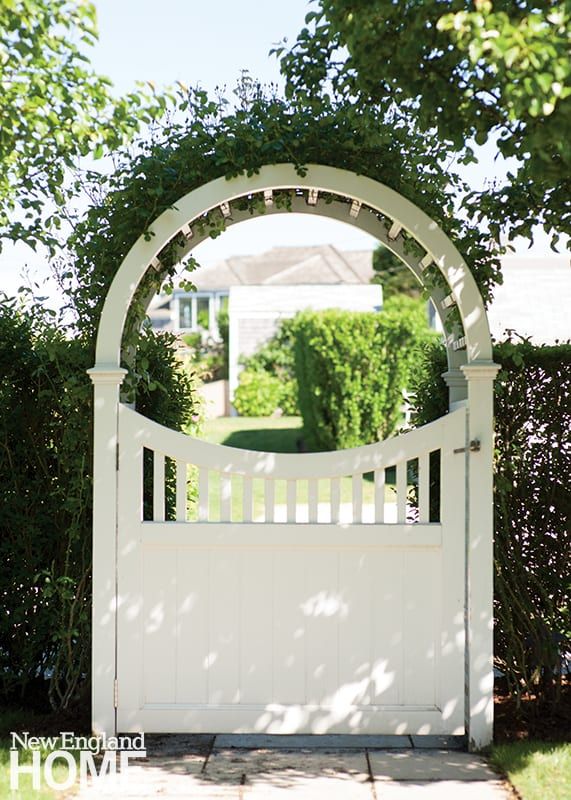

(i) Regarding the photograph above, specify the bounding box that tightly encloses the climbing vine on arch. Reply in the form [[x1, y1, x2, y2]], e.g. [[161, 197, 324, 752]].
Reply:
[[66, 79, 502, 366]]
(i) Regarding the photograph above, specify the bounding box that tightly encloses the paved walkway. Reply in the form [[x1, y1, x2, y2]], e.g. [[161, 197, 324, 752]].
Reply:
[[75, 735, 514, 799]]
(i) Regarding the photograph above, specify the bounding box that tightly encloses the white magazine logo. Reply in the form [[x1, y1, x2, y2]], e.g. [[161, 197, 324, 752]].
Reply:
[[10, 731, 146, 792]]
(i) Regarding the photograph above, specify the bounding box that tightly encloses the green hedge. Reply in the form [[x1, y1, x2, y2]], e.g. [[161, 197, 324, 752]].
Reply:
[[293, 297, 436, 450], [236, 317, 299, 416], [411, 337, 570, 709], [233, 369, 284, 417]]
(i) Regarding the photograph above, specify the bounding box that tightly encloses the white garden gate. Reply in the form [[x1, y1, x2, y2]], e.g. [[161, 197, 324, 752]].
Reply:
[[89, 164, 499, 749]]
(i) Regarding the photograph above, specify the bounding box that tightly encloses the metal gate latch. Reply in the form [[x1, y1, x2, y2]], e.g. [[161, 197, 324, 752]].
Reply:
[[453, 439, 481, 454]]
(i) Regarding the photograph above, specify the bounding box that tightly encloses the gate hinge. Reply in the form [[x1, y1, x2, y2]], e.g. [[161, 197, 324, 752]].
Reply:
[[113, 678, 118, 708], [115, 442, 119, 471], [453, 439, 481, 454]]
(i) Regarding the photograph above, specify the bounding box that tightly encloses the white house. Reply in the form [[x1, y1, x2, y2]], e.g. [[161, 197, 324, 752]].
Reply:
[[148, 244, 379, 340], [148, 248, 570, 414]]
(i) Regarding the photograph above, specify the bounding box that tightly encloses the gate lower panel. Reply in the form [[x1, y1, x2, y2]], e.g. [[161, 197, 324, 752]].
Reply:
[[117, 523, 464, 735]]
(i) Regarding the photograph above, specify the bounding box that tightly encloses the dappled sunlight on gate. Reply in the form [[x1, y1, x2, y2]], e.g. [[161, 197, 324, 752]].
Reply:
[[111, 402, 468, 735]]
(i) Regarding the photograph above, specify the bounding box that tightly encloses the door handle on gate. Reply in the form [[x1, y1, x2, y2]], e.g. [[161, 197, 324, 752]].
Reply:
[[453, 439, 481, 454]]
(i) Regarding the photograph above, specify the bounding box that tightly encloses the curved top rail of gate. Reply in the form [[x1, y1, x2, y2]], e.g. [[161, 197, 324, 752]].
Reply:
[[124, 403, 454, 479], [92, 163, 493, 379], [121, 403, 465, 527]]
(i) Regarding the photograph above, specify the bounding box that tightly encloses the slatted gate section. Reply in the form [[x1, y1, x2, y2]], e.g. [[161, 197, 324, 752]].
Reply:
[[116, 404, 466, 734]]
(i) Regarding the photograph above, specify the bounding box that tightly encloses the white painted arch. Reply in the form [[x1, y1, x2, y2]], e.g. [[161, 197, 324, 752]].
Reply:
[[94, 163, 493, 386]]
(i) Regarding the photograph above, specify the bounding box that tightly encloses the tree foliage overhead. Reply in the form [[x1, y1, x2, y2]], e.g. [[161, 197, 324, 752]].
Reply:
[[277, 0, 571, 249], [0, 0, 164, 250]]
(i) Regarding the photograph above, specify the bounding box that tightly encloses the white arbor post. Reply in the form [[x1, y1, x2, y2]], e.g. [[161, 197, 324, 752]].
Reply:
[[87, 366, 127, 736], [443, 369, 467, 408], [461, 362, 500, 750]]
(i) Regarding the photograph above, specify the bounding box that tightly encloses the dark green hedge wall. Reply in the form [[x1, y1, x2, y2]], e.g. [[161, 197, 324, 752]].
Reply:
[[411, 337, 571, 708]]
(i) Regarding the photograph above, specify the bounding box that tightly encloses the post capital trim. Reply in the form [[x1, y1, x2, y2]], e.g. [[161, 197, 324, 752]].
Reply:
[[460, 361, 501, 382], [87, 365, 128, 386], [442, 369, 465, 389]]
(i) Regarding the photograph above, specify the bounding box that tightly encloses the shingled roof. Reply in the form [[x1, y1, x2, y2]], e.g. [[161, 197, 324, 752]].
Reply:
[[150, 246, 570, 346], [192, 245, 374, 289]]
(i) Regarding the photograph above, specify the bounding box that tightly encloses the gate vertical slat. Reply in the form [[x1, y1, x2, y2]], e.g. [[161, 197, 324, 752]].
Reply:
[[396, 462, 407, 523], [220, 475, 232, 521], [286, 480, 297, 523], [198, 468, 209, 521], [175, 460, 186, 521], [265, 480, 275, 523], [153, 452, 165, 521], [418, 452, 430, 523], [242, 477, 253, 522], [374, 468, 385, 523], [330, 477, 340, 523], [308, 479, 318, 523], [352, 474, 363, 523]]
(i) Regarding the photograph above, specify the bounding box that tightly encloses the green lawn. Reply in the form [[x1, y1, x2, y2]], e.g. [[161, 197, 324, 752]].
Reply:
[[0, 741, 78, 799], [0, 710, 79, 799], [490, 741, 571, 800], [201, 415, 304, 451], [193, 416, 397, 521]]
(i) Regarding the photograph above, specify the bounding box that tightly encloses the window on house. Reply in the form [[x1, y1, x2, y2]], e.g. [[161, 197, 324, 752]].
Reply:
[[179, 298, 193, 329], [178, 296, 211, 330], [219, 294, 229, 313], [197, 297, 210, 329]]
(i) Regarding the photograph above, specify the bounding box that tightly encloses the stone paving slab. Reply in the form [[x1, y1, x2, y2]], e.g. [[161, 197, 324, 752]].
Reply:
[[368, 750, 498, 782], [76, 769, 236, 798], [242, 775, 374, 799], [73, 743, 512, 799], [205, 748, 370, 787], [214, 733, 411, 750], [135, 753, 208, 775]]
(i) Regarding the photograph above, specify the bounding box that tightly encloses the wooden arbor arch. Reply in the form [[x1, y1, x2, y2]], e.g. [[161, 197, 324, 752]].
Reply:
[[89, 164, 499, 748]]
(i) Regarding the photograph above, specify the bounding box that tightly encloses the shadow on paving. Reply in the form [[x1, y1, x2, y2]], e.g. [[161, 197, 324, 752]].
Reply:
[[71, 735, 512, 799], [131, 734, 496, 791]]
